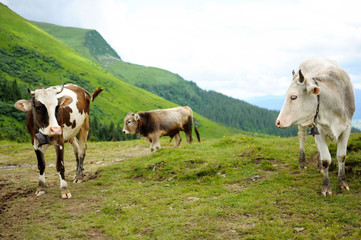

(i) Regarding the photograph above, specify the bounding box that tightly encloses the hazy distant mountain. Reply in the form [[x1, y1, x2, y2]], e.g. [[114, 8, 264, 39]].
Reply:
[[245, 95, 285, 111]]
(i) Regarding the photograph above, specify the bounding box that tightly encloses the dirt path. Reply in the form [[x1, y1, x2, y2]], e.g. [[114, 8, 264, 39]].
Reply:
[[0, 141, 151, 239]]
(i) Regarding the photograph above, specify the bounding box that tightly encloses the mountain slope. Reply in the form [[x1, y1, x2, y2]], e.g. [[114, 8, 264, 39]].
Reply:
[[33, 21, 297, 137], [0, 3, 237, 141]]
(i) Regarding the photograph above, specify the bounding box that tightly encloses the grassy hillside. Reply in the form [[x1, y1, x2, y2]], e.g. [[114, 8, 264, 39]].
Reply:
[[1, 132, 360, 239], [32, 21, 297, 137], [32, 21, 122, 67], [0, 3, 238, 141]]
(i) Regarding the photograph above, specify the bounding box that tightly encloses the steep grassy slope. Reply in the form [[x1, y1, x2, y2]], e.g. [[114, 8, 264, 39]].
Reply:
[[32, 21, 122, 67], [33, 21, 297, 137], [1, 133, 360, 239], [0, 3, 237, 140]]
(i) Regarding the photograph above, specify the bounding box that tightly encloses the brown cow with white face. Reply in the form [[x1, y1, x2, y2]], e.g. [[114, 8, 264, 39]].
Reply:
[[14, 83, 103, 198], [276, 57, 355, 196], [122, 106, 200, 152]]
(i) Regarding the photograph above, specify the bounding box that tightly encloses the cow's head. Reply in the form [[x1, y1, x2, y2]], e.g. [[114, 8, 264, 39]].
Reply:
[[275, 70, 320, 128], [14, 84, 73, 136], [122, 112, 140, 134]]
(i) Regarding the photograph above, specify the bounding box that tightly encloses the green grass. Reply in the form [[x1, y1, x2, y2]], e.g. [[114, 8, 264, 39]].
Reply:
[[0, 3, 238, 140], [1, 133, 360, 239]]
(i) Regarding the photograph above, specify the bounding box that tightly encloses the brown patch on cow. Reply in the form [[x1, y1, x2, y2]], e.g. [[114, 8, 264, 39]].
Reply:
[[62, 106, 74, 128], [65, 84, 90, 114], [31, 99, 49, 129], [26, 110, 36, 144]]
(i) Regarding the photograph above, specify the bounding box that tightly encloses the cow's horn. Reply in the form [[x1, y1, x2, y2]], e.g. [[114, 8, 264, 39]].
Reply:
[[298, 70, 305, 84], [27, 88, 35, 95], [57, 82, 64, 94]]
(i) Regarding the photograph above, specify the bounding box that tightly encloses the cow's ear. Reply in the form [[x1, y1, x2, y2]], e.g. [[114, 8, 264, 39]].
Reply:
[[58, 95, 73, 108], [297, 69, 305, 84], [134, 114, 140, 121], [307, 83, 320, 95], [14, 100, 32, 111]]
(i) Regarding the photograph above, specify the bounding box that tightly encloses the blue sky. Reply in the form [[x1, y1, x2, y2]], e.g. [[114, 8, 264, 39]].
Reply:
[[1, 0, 361, 100]]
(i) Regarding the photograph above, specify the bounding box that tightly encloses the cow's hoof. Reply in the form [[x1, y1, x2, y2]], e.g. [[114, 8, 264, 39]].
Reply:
[[339, 181, 350, 191], [298, 164, 307, 170], [35, 190, 45, 197], [73, 178, 83, 183], [322, 188, 332, 196], [61, 190, 72, 199], [74, 175, 84, 183]]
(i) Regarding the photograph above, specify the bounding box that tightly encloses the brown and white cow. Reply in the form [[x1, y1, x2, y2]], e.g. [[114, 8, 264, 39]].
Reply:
[[122, 106, 200, 152], [276, 57, 355, 196], [14, 83, 103, 198]]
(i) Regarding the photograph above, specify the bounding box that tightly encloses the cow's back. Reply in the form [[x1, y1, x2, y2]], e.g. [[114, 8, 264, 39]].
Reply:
[[299, 57, 338, 79], [58, 84, 91, 141], [142, 106, 192, 136], [300, 57, 355, 122]]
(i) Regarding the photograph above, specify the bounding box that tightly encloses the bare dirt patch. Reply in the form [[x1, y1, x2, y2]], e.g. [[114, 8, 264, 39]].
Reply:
[[0, 142, 150, 239]]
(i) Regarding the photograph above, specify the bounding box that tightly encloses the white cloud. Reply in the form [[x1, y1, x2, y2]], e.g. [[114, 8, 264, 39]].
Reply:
[[1, 0, 361, 100]]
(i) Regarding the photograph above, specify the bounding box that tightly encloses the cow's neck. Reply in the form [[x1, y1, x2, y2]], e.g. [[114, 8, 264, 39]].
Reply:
[[138, 118, 143, 134], [309, 78, 320, 136]]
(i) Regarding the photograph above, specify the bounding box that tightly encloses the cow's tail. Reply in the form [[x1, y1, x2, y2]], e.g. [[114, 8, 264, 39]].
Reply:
[[190, 108, 200, 142], [194, 124, 200, 142], [91, 87, 104, 102]]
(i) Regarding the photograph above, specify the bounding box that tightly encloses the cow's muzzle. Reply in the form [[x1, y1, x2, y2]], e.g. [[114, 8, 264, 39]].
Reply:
[[275, 119, 288, 129], [49, 126, 62, 136], [275, 119, 281, 128]]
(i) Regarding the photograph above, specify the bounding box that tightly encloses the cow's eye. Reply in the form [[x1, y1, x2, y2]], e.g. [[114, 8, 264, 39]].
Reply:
[[36, 105, 45, 112], [291, 95, 297, 100], [127, 120, 132, 124]]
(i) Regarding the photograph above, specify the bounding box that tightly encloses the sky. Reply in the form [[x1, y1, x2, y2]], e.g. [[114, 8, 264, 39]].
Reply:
[[1, 0, 361, 100]]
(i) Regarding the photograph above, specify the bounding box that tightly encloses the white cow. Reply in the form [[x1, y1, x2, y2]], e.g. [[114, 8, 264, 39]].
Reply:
[[276, 57, 355, 196]]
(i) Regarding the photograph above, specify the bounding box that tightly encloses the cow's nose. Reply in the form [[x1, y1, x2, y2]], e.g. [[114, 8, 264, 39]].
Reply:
[[275, 120, 281, 128], [50, 126, 62, 135]]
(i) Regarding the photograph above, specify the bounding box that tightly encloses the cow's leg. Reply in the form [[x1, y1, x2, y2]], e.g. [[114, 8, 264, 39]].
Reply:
[[314, 136, 323, 173], [73, 117, 89, 183], [173, 133, 182, 147], [71, 138, 81, 182], [184, 118, 193, 144], [337, 127, 351, 191], [34, 144, 49, 196], [150, 135, 161, 152], [298, 125, 307, 169], [55, 142, 71, 198], [315, 134, 332, 196]]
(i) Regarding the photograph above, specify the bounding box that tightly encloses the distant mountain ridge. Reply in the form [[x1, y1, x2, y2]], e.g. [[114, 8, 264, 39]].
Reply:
[[33, 21, 298, 137], [0, 3, 237, 141]]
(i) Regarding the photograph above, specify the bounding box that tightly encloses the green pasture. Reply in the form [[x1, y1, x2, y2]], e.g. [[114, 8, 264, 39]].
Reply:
[[1, 132, 360, 239]]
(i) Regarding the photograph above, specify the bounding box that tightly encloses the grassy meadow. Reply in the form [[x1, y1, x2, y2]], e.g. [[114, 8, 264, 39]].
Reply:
[[1, 132, 360, 239]]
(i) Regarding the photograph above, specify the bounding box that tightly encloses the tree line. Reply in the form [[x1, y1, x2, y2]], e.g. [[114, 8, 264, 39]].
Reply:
[[138, 80, 298, 137]]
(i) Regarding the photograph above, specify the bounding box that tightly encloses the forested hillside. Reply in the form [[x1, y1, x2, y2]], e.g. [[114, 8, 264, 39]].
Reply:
[[33, 22, 297, 137], [0, 3, 237, 141]]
